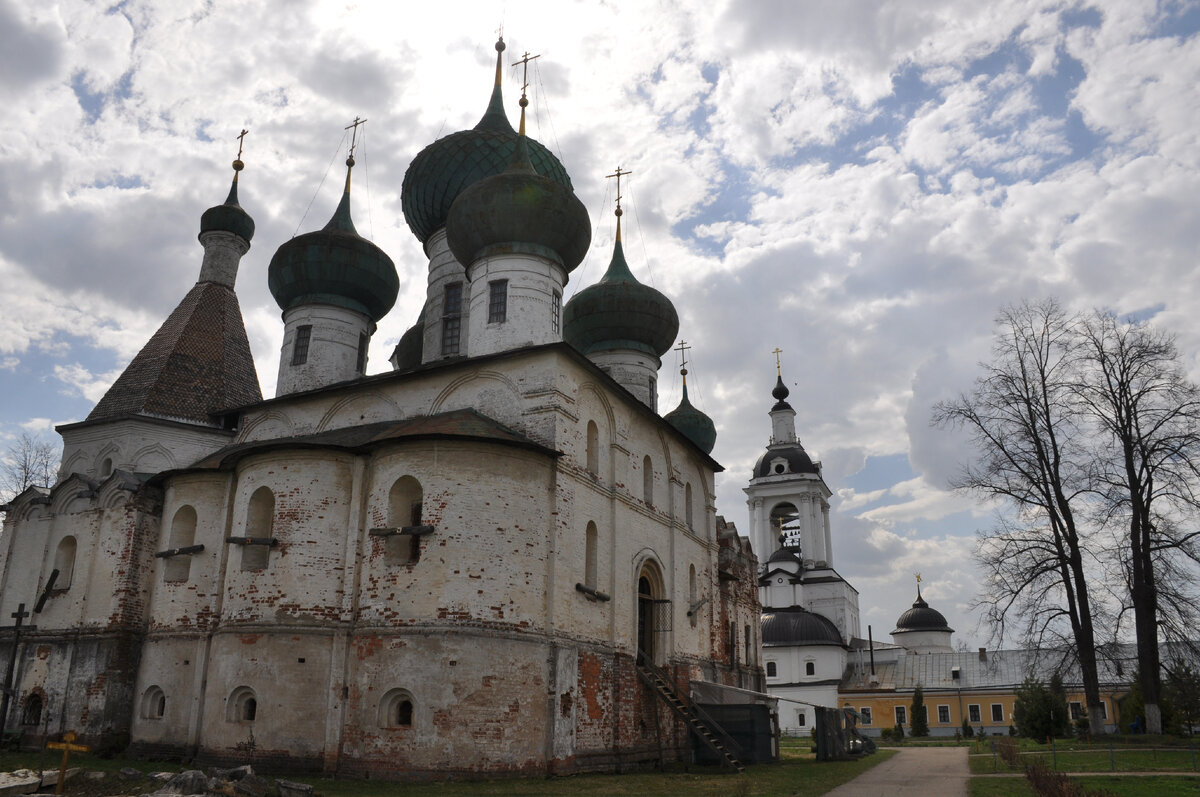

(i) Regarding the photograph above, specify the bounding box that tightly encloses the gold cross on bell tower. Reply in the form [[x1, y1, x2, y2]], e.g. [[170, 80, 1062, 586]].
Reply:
[[236, 129, 248, 159], [772, 347, 783, 376]]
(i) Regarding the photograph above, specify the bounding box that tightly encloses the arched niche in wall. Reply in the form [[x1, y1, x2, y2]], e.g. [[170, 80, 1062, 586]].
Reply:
[[53, 536, 77, 590], [164, 506, 197, 583], [242, 487, 274, 571], [386, 476, 423, 565]]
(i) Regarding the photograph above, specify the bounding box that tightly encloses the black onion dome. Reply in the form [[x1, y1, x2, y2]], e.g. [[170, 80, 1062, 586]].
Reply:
[[766, 546, 802, 566], [200, 174, 254, 243], [891, 593, 955, 634], [400, 44, 572, 246], [772, 374, 792, 411], [761, 607, 844, 646], [664, 382, 716, 454], [563, 236, 679, 358], [390, 308, 425, 372], [268, 176, 399, 322], [445, 136, 591, 273], [753, 443, 819, 478]]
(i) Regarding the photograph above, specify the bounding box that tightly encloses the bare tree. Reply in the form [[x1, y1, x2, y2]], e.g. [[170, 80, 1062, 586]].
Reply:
[[0, 432, 59, 503], [934, 299, 1107, 735], [1076, 313, 1200, 734]]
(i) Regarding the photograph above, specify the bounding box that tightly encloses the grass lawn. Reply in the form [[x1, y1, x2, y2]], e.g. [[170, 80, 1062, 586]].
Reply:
[[968, 748, 1198, 774], [0, 748, 896, 797], [971, 776, 1200, 797]]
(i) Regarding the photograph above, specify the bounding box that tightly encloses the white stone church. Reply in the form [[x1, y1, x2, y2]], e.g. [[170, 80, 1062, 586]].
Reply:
[[0, 39, 765, 778]]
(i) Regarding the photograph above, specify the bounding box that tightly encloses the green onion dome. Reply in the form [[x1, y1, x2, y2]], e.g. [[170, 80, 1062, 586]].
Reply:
[[200, 161, 254, 243], [445, 135, 591, 273], [400, 39, 572, 246], [390, 308, 425, 371], [268, 162, 399, 322], [563, 229, 679, 358], [664, 379, 717, 454]]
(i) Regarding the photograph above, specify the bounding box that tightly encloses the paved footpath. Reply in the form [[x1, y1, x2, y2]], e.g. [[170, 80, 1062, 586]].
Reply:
[[823, 747, 969, 797]]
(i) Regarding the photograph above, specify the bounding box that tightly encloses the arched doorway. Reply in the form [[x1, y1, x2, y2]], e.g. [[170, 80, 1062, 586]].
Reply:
[[635, 560, 667, 665], [637, 576, 655, 663]]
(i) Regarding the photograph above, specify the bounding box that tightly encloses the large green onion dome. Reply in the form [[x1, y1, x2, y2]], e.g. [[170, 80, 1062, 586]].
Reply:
[[401, 38, 572, 246], [563, 218, 679, 358], [445, 132, 591, 273], [664, 375, 717, 454], [200, 159, 254, 243], [268, 159, 398, 322], [390, 308, 425, 371]]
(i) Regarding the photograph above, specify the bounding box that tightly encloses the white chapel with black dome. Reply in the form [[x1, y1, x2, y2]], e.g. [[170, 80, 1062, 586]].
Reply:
[[747, 362, 960, 729]]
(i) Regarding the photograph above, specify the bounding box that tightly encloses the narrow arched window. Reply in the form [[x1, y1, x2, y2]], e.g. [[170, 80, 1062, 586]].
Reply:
[[386, 476, 423, 565], [586, 421, 599, 476], [242, 487, 274, 571], [141, 686, 166, 720], [164, 506, 197, 583], [54, 536, 77, 590], [806, 661, 816, 676], [379, 689, 416, 729], [642, 456, 653, 507], [684, 482, 694, 529], [584, 522, 598, 589], [226, 686, 257, 723]]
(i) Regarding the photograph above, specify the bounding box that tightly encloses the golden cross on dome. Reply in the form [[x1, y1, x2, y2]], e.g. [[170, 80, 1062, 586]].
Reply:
[[236, 129, 248, 160], [345, 116, 368, 158], [674, 340, 690, 370], [772, 347, 783, 376], [513, 50, 540, 100], [915, 572, 922, 584], [606, 166, 631, 210]]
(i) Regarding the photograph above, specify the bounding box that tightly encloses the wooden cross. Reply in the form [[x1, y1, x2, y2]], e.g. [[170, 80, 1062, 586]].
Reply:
[[46, 730, 89, 795], [345, 116, 367, 158], [0, 604, 35, 731], [513, 50, 540, 99], [606, 166, 631, 209], [772, 347, 783, 376], [236, 129, 248, 159]]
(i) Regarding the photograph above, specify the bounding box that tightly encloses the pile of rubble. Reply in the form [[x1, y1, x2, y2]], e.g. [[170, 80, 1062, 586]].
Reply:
[[0, 765, 315, 797]]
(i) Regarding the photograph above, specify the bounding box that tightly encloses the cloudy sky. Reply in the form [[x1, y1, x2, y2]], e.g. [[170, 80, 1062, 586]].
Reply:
[[2, 0, 1199, 648]]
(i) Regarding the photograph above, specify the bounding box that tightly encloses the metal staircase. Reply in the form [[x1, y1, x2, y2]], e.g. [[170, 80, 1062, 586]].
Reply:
[[635, 658, 745, 773]]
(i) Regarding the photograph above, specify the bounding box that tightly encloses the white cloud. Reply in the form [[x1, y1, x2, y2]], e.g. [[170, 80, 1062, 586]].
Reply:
[[3, 0, 1198, 650]]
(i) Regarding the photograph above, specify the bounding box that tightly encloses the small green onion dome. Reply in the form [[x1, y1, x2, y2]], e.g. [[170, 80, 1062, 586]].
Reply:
[[563, 234, 679, 358], [400, 40, 572, 246], [664, 380, 717, 454], [268, 165, 399, 322], [445, 136, 591, 273], [200, 168, 254, 243], [390, 308, 425, 371]]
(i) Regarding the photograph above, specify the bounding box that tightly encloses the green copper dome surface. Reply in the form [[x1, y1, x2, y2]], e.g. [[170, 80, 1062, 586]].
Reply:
[[200, 177, 255, 243], [268, 186, 399, 322], [445, 137, 591, 273], [563, 238, 679, 358], [401, 84, 572, 246], [390, 308, 425, 372], [664, 383, 717, 454]]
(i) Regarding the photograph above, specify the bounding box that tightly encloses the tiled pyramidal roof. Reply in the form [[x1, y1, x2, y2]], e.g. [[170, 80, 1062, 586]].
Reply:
[[86, 281, 262, 425]]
